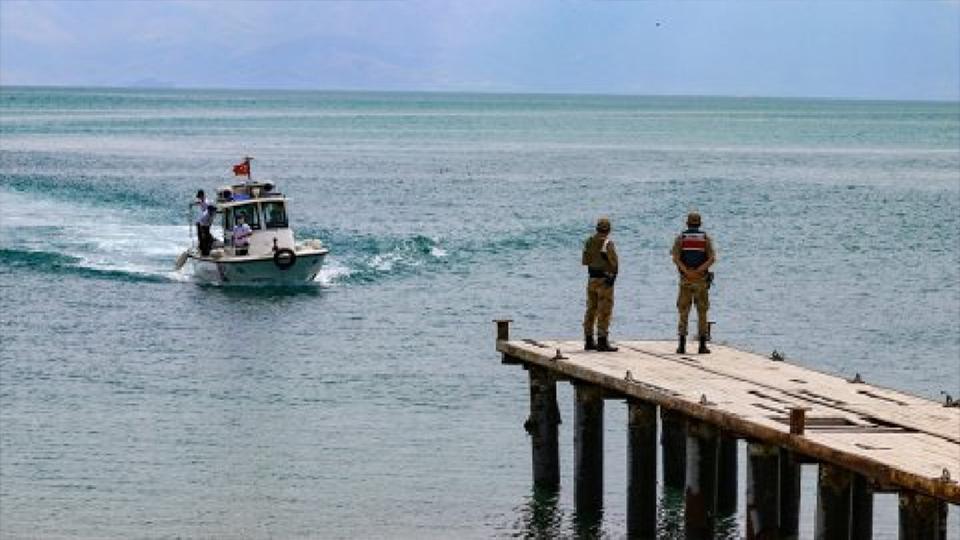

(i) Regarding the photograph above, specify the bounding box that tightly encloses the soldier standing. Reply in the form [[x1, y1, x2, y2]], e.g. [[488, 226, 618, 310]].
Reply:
[[583, 217, 619, 352], [671, 212, 716, 354]]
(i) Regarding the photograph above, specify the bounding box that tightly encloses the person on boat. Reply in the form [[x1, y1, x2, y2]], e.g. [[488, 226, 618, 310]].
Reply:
[[194, 190, 216, 256], [232, 213, 253, 256], [671, 211, 716, 354], [193, 190, 208, 248], [582, 216, 619, 352], [198, 204, 217, 256]]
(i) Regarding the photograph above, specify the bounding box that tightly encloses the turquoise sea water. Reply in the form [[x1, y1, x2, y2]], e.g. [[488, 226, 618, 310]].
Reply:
[[1, 87, 958, 538]]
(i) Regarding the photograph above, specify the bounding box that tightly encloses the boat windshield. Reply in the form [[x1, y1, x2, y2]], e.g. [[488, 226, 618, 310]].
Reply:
[[263, 201, 288, 229], [228, 204, 261, 230]]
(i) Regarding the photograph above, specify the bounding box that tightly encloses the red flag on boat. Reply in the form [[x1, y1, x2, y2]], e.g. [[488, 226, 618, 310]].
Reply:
[[233, 160, 250, 177]]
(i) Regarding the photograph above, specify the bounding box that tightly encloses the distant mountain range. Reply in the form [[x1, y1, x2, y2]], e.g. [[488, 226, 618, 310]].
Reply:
[[125, 78, 176, 89]]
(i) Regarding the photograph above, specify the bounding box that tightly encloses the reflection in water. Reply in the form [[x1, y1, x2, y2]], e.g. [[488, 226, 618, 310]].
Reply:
[[510, 483, 738, 538], [658, 486, 685, 539], [201, 282, 324, 298], [715, 513, 740, 539], [716, 484, 740, 540], [572, 505, 603, 539], [514, 485, 563, 539], [656, 485, 741, 540]]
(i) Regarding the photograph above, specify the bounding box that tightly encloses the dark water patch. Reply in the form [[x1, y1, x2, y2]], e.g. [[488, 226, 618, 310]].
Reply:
[[0, 248, 168, 284], [0, 247, 82, 270], [197, 281, 323, 296], [507, 486, 565, 539], [0, 171, 174, 218], [465, 222, 583, 256]]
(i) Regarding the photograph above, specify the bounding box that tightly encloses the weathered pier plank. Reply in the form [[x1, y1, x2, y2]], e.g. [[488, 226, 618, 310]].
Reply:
[[630, 341, 959, 444], [498, 338, 960, 504]]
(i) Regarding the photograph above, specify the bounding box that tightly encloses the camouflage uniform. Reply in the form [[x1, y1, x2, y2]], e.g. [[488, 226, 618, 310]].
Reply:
[[583, 219, 618, 349], [671, 214, 716, 353]]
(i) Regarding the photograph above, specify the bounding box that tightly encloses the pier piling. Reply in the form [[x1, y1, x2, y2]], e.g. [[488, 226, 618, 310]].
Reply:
[[526, 364, 560, 488], [899, 491, 948, 540], [718, 433, 739, 516], [850, 473, 874, 540], [627, 399, 658, 539], [574, 383, 605, 518], [746, 442, 781, 540], [661, 408, 688, 491], [685, 418, 720, 539], [779, 449, 802, 540], [815, 463, 854, 540]]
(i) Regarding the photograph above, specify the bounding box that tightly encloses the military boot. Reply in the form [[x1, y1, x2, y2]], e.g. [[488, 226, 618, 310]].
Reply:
[[597, 336, 618, 352], [698, 336, 711, 354], [584, 334, 596, 351], [676, 335, 686, 354]]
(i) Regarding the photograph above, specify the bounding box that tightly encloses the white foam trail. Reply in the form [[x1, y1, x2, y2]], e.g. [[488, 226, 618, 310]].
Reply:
[[361, 237, 447, 275], [314, 258, 352, 286], [370, 252, 401, 272], [0, 189, 193, 280]]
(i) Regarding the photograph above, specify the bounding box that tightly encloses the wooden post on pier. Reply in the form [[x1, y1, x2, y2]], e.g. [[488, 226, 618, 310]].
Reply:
[[661, 408, 687, 491], [685, 418, 720, 539], [779, 449, 802, 540], [815, 463, 853, 540], [627, 399, 658, 539], [526, 365, 560, 489], [718, 434, 738, 516], [746, 442, 780, 540], [574, 383, 604, 519], [899, 491, 948, 540], [494, 319, 512, 341], [850, 474, 874, 540]]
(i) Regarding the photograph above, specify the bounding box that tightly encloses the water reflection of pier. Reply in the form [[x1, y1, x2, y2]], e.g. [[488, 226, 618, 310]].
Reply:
[[495, 320, 959, 539]]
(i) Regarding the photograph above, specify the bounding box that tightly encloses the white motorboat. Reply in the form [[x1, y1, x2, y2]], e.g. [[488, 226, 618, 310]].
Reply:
[[176, 161, 328, 285]]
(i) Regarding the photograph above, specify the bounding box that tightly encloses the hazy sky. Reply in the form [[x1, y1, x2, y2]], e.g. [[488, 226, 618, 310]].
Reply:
[[1, 0, 958, 100]]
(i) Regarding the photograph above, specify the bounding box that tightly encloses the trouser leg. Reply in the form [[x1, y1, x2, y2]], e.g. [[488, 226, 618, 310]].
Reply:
[[694, 282, 710, 338], [199, 225, 212, 255], [596, 282, 614, 338], [677, 283, 692, 336], [584, 280, 599, 335]]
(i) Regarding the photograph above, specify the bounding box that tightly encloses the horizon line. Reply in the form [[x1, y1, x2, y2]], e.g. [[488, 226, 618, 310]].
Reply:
[[1, 83, 958, 105]]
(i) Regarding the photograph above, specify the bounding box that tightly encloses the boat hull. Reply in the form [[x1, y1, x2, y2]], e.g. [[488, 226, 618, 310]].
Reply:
[[188, 249, 327, 285]]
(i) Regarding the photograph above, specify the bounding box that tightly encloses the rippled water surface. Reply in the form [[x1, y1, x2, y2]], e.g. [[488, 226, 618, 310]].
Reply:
[[1, 88, 958, 538]]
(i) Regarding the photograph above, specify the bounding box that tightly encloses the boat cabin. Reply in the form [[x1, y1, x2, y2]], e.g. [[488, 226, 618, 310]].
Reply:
[[214, 181, 295, 256]]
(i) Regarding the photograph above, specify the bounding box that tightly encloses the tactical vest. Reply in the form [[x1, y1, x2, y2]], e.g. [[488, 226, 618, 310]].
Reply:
[[584, 234, 613, 275], [679, 228, 708, 268]]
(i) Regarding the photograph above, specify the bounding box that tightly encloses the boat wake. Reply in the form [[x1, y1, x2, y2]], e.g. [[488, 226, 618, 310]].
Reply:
[[0, 190, 453, 287], [303, 231, 450, 286], [0, 189, 190, 283]]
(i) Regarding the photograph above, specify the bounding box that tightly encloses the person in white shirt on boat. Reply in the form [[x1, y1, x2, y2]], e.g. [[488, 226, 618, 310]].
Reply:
[[232, 213, 253, 255], [194, 190, 216, 256]]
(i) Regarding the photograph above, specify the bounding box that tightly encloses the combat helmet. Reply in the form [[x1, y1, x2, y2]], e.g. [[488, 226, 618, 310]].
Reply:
[[596, 217, 612, 233]]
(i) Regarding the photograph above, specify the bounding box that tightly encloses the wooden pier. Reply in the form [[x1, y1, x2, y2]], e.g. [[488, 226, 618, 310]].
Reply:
[[494, 321, 960, 539]]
